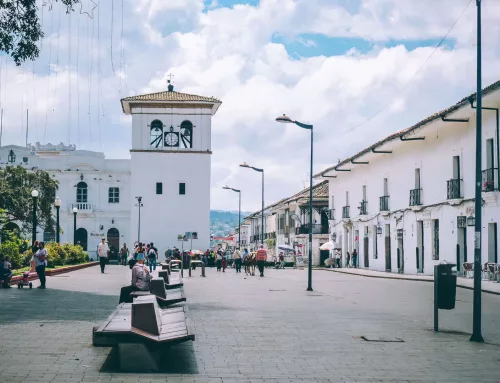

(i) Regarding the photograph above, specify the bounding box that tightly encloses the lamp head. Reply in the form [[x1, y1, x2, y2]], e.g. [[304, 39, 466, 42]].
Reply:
[[72, 207, 78, 214], [222, 186, 230, 190], [276, 114, 293, 124], [31, 190, 39, 198], [54, 197, 61, 207], [239, 162, 250, 168]]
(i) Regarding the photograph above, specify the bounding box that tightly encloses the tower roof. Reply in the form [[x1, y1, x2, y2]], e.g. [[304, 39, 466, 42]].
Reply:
[[120, 87, 222, 115]]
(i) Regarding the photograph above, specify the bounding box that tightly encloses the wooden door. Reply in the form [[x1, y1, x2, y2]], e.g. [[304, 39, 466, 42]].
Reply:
[[363, 237, 369, 267], [385, 236, 391, 271]]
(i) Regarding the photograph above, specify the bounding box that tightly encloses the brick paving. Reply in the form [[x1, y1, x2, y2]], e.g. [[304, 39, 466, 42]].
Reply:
[[0, 264, 499, 383]]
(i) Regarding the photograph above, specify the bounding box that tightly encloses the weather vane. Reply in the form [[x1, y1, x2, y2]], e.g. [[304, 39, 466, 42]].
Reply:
[[167, 73, 175, 84]]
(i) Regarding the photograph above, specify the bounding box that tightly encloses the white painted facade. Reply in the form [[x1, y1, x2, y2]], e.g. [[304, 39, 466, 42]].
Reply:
[[319, 83, 500, 275]]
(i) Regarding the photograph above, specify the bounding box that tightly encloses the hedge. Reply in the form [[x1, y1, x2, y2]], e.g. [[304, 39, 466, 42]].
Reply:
[[11, 242, 89, 269]]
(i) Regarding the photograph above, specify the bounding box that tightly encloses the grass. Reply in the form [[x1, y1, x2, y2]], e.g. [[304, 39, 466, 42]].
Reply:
[[12, 264, 82, 276]]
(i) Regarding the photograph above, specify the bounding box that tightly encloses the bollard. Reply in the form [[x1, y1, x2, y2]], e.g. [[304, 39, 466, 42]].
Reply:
[[201, 262, 206, 277], [189, 261, 192, 277]]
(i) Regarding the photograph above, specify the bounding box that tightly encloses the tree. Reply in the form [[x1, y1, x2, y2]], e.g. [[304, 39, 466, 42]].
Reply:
[[0, 166, 59, 235], [0, 0, 79, 66]]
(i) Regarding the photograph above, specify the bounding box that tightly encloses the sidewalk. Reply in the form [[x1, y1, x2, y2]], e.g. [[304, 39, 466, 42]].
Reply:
[[321, 267, 500, 295]]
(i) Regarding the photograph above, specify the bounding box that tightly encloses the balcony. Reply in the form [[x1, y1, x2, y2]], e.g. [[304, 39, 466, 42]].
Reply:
[[482, 168, 497, 192], [295, 224, 329, 235], [328, 209, 335, 220], [409, 189, 422, 206], [342, 206, 350, 219], [379, 196, 389, 212], [70, 202, 93, 212], [447, 179, 462, 199], [359, 200, 368, 215]]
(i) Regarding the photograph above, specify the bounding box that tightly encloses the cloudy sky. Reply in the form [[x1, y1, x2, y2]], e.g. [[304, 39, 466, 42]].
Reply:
[[1, 0, 500, 212]]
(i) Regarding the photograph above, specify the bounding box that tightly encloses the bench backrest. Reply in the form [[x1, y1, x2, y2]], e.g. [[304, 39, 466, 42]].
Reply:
[[150, 277, 167, 299], [131, 295, 161, 336], [158, 270, 170, 284]]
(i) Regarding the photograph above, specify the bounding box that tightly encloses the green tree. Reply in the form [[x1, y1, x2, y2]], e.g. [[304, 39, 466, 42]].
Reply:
[[0, 166, 59, 235], [0, 0, 79, 65]]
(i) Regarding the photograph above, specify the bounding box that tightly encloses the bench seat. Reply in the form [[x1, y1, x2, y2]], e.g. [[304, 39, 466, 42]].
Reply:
[[130, 287, 186, 307], [158, 270, 183, 288]]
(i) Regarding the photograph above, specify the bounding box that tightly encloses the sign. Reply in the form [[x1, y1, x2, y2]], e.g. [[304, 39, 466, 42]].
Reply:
[[192, 232, 198, 240], [397, 229, 403, 240], [185, 232, 192, 239], [90, 233, 105, 237], [296, 256, 305, 267], [457, 216, 466, 229]]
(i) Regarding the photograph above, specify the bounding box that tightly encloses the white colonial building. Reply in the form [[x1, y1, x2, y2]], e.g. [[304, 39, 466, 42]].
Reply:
[[0, 84, 221, 258], [316, 80, 500, 276]]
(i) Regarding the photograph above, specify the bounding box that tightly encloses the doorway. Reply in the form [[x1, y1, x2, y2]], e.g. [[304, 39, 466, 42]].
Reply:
[[319, 249, 330, 266], [75, 228, 88, 251], [107, 228, 120, 261], [397, 229, 404, 273], [488, 223, 498, 263], [457, 226, 467, 273], [363, 227, 369, 268], [385, 224, 391, 271], [416, 221, 424, 273]]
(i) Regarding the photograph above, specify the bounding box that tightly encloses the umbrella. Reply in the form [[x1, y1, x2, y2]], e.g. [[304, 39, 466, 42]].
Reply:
[[319, 241, 334, 250], [190, 250, 203, 255], [278, 244, 294, 251]]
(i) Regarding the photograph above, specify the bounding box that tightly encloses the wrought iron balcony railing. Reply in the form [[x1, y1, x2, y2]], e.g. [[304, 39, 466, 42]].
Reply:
[[409, 189, 422, 206], [379, 196, 389, 211]]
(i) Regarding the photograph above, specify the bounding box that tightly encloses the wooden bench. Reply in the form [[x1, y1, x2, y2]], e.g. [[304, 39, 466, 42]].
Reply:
[[130, 278, 186, 307], [93, 295, 194, 372], [189, 260, 206, 277], [158, 270, 183, 288]]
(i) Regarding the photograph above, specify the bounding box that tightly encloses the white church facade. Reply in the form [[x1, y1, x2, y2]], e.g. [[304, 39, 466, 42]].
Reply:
[[0, 84, 221, 258]]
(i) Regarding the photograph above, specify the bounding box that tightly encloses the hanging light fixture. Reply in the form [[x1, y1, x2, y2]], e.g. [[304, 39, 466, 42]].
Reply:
[[376, 224, 383, 235], [467, 215, 475, 227]]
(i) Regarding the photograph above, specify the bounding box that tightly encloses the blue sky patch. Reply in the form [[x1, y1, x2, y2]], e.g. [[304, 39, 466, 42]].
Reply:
[[204, 0, 260, 11]]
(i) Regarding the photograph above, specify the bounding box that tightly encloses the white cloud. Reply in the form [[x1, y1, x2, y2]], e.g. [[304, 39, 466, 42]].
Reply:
[[1, 0, 500, 213]]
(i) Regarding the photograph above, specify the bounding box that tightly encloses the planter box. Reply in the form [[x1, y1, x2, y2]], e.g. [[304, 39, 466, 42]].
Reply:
[[9, 262, 99, 285]]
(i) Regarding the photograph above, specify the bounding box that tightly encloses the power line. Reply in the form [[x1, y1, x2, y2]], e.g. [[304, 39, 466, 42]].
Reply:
[[339, 0, 474, 136]]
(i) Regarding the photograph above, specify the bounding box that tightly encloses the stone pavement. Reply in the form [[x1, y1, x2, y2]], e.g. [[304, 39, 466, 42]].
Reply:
[[321, 267, 500, 295], [0, 264, 499, 383]]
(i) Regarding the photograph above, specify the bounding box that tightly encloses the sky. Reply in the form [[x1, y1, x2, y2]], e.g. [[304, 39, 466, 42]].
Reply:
[[0, 0, 500, 213]]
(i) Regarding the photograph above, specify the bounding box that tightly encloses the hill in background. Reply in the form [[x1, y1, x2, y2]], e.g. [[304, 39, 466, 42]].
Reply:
[[210, 210, 252, 237]]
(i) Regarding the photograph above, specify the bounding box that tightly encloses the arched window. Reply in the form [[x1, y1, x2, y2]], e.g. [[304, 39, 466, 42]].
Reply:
[[107, 228, 120, 255], [1, 222, 20, 242], [150, 120, 163, 148], [180, 120, 193, 148], [76, 182, 88, 203]]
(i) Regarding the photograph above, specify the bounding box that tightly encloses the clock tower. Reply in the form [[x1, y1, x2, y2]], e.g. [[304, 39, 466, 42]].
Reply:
[[121, 83, 221, 253]]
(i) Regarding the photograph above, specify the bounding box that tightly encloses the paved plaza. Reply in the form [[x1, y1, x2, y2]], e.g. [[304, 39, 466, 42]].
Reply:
[[0, 265, 499, 383]]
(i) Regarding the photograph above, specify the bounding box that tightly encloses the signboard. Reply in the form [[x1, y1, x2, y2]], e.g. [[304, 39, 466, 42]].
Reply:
[[295, 256, 305, 267], [185, 232, 192, 239], [457, 216, 466, 229], [192, 232, 198, 240]]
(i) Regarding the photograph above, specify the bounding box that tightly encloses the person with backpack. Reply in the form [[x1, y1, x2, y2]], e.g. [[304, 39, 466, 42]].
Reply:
[[147, 242, 158, 272]]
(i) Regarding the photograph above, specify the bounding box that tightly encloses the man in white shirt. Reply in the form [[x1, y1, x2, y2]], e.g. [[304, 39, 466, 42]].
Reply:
[[98, 238, 109, 273]]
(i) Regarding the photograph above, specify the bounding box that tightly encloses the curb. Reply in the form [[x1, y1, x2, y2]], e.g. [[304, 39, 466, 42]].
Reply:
[[9, 262, 99, 285], [320, 268, 500, 296]]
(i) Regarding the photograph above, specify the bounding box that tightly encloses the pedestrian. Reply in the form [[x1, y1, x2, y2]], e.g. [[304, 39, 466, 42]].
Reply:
[[134, 242, 145, 260], [98, 237, 109, 273], [335, 248, 341, 268], [216, 251, 222, 272], [222, 255, 227, 272], [120, 243, 129, 266], [119, 252, 152, 303], [279, 252, 285, 269], [34, 242, 48, 289], [147, 242, 158, 272], [256, 244, 267, 277], [346, 251, 350, 268], [233, 248, 242, 273], [1, 256, 13, 288], [352, 249, 358, 268]]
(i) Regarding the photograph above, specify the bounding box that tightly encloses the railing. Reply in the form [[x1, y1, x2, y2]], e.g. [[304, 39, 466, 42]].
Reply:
[[359, 200, 368, 215], [482, 168, 497, 192], [409, 189, 422, 206], [379, 196, 389, 211], [447, 179, 462, 199], [329, 209, 335, 220], [342, 206, 350, 219], [70, 202, 93, 211], [295, 224, 329, 235]]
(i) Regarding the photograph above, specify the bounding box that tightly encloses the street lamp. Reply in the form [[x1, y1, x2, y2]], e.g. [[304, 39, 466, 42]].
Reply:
[[275, 114, 314, 292], [72, 207, 78, 245], [31, 190, 39, 247], [54, 197, 61, 243], [223, 186, 242, 249], [135, 196, 143, 242], [240, 162, 264, 246]]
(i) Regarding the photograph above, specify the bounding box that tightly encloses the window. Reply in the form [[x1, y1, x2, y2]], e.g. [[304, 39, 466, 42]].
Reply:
[[453, 156, 460, 179], [180, 121, 193, 148], [179, 183, 186, 195], [345, 191, 349, 205], [156, 182, 163, 195], [108, 187, 119, 203], [432, 219, 439, 260], [76, 182, 88, 203], [150, 120, 163, 148], [415, 168, 421, 189]]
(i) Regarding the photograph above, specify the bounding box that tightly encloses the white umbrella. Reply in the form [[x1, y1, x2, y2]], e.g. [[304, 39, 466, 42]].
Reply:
[[319, 241, 335, 250], [278, 244, 294, 251]]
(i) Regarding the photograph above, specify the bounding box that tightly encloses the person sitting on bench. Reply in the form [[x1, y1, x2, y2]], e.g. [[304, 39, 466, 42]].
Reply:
[[1, 256, 13, 288], [119, 253, 151, 303]]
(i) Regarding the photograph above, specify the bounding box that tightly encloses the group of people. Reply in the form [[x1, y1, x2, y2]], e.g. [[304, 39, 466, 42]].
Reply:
[[334, 248, 358, 268]]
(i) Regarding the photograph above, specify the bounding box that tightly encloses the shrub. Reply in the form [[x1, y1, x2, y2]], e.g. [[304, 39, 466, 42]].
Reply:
[[0, 240, 23, 269], [63, 243, 88, 265], [45, 242, 63, 267]]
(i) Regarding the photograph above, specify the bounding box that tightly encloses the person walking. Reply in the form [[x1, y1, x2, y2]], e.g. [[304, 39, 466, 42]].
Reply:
[[222, 254, 227, 272], [233, 248, 242, 273], [279, 252, 285, 269], [98, 238, 109, 273], [352, 249, 358, 268], [147, 242, 158, 272], [216, 251, 222, 272], [335, 248, 342, 268], [120, 243, 129, 266], [34, 242, 48, 289], [256, 244, 267, 277], [345, 251, 351, 268]]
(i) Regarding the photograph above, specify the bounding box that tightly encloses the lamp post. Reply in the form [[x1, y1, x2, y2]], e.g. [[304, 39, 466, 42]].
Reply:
[[135, 196, 143, 242], [54, 197, 61, 243], [72, 207, 78, 245], [31, 190, 39, 247], [223, 186, 242, 249], [240, 163, 264, 246], [275, 114, 314, 292], [471, 0, 484, 343]]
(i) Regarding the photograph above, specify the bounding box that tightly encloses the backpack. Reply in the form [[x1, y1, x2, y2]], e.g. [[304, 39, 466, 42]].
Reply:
[[148, 248, 156, 258]]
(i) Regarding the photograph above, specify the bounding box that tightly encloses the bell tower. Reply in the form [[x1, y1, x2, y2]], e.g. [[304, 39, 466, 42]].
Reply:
[[121, 83, 221, 253]]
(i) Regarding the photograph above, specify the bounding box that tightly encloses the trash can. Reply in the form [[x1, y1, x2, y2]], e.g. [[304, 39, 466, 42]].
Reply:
[[435, 263, 457, 310], [182, 254, 190, 270]]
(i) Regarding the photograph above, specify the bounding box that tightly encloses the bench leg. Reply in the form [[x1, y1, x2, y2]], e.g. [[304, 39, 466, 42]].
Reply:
[[118, 343, 159, 372]]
